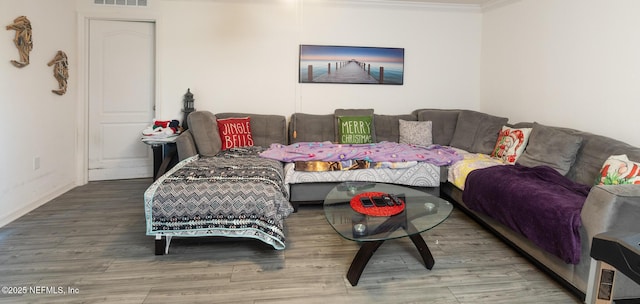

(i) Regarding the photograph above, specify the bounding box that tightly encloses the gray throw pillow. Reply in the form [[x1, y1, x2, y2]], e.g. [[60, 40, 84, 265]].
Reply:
[[516, 122, 584, 175], [449, 110, 508, 154]]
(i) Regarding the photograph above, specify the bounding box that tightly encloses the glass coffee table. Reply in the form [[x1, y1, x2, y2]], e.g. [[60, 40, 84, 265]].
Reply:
[[324, 182, 453, 286]]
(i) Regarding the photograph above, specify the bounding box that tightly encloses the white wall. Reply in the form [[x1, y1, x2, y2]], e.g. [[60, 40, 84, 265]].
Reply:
[[0, 0, 482, 227], [156, 0, 302, 118], [481, 0, 640, 147], [297, 1, 482, 114], [0, 0, 78, 226], [157, 0, 483, 119], [7, 0, 640, 228]]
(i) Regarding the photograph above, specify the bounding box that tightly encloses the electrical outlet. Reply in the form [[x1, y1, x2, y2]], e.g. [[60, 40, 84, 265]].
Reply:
[[34, 156, 40, 170]]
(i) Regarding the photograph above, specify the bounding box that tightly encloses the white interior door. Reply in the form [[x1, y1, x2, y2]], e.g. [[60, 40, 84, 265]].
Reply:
[[88, 20, 155, 181]]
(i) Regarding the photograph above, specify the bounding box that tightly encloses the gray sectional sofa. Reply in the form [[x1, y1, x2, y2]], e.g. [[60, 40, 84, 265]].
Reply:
[[418, 109, 640, 301], [285, 109, 443, 206], [174, 109, 640, 301]]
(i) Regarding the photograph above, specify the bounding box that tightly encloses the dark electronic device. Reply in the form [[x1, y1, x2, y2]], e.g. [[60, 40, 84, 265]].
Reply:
[[372, 196, 388, 207], [360, 197, 374, 208], [591, 232, 640, 284], [587, 231, 640, 303], [388, 194, 404, 206], [383, 195, 395, 206]]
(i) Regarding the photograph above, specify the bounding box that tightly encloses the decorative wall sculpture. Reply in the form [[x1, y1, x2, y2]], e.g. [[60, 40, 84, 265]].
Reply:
[[6, 16, 33, 68], [48, 50, 69, 95]]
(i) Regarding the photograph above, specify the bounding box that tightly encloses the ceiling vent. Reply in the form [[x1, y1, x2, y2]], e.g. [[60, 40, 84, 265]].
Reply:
[[94, 0, 148, 7]]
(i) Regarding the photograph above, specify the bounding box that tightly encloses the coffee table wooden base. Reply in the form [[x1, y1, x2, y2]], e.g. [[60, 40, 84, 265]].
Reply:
[[346, 234, 435, 286]]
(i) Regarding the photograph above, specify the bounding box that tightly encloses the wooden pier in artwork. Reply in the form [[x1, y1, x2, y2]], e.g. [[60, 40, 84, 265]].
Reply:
[[305, 60, 386, 84]]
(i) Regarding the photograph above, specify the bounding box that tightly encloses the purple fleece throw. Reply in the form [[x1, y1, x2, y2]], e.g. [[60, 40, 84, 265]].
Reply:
[[462, 164, 591, 264], [259, 141, 462, 165]]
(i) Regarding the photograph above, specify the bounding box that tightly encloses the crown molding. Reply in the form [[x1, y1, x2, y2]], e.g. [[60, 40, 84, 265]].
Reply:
[[309, 0, 483, 12], [482, 0, 521, 12]]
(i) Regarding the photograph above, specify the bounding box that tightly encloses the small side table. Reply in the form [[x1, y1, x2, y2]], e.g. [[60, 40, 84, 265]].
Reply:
[[141, 135, 179, 180]]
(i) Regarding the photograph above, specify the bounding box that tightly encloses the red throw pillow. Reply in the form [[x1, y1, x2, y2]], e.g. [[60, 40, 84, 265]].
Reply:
[[216, 117, 254, 150]]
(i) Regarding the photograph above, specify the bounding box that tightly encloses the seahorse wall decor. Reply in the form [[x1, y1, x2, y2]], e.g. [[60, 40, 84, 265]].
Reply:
[[48, 50, 69, 95], [6, 16, 33, 68]]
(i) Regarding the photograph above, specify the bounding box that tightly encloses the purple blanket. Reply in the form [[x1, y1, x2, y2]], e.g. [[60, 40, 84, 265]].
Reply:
[[259, 141, 462, 165], [462, 164, 591, 264]]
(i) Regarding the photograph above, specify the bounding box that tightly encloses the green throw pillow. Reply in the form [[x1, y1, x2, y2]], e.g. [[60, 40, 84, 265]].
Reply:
[[337, 116, 373, 144]]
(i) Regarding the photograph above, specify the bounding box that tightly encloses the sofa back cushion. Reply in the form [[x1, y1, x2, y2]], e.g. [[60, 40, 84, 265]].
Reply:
[[516, 122, 583, 176], [187, 111, 222, 157], [512, 122, 640, 185], [186, 111, 287, 157], [415, 109, 460, 146], [374, 113, 417, 142], [216, 112, 287, 148], [568, 131, 640, 186], [289, 113, 335, 143], [290, 112, 417, 144], [449, 110, 508, 154]]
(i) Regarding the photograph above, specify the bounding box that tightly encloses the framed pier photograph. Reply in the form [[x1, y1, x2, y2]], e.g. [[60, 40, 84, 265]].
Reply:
[[299, 45, 404, 85]]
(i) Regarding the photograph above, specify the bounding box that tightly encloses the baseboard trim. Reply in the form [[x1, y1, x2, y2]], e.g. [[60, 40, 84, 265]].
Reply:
[[0, 182, 77, 228]]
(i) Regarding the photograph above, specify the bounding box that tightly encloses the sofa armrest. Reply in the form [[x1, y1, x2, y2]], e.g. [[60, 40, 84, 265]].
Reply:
[[175, 130, 197, 161], [581, 184, 640, 257], [580, 184, 640, 298], [581, 185, 640, 238]]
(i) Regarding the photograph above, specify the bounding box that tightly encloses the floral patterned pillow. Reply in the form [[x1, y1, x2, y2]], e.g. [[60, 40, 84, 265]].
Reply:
[[596, 154, 640, 185], [399, 119, 432, 146], [490, 126, 532, 164]]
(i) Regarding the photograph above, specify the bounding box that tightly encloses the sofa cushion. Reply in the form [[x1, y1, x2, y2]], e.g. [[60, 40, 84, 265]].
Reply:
[[415, 109, 459, 146], [334, 109, 375, 142], [217, 117, 254, 150], [187, 111, 222, 156], [509, 122, 640, 185], [567, 131, 640, 186], [449, 110, 508, 154], [490, 126, 532, 164], [289, 113, 334, 143], [399, 119, 432, 146], [374, 113, 416, 142], [596, 154, 640, 185], [216, 112, 287, 147], [337, 115, 373, 144], [516, 122, 583, 175]]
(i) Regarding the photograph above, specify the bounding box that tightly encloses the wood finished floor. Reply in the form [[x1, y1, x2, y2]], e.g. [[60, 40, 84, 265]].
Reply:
[[0, 179, 581, 304]]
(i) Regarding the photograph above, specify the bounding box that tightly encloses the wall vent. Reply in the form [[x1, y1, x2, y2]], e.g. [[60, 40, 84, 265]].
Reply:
[[94, 0, 148, 7]]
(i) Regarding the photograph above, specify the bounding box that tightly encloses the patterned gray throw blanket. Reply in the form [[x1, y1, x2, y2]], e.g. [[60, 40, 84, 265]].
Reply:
[[144, 147, 294, 250]]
